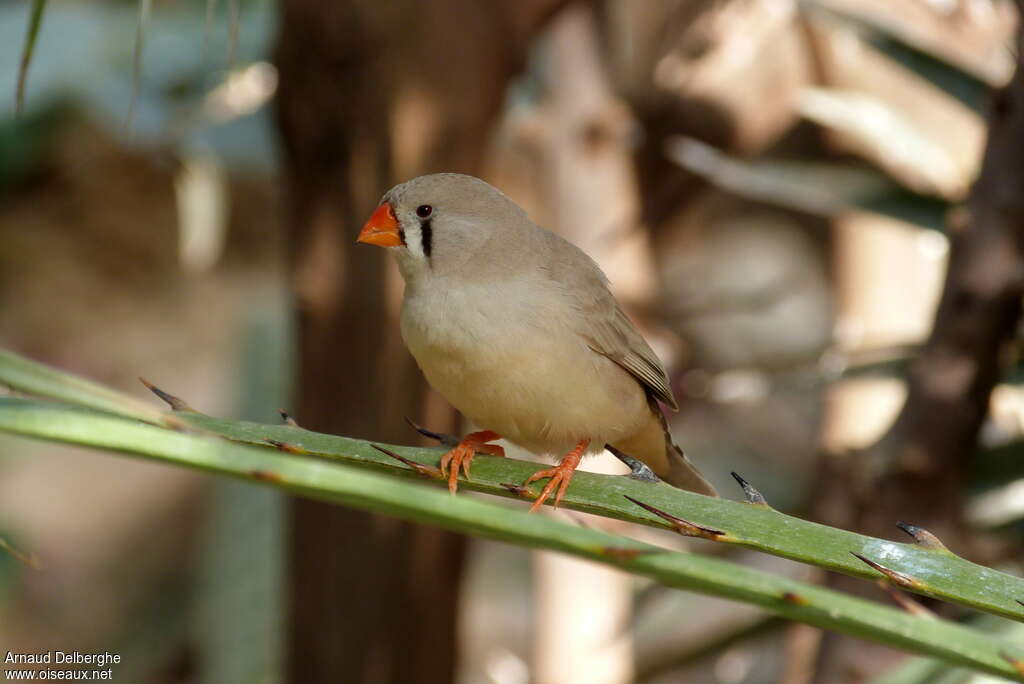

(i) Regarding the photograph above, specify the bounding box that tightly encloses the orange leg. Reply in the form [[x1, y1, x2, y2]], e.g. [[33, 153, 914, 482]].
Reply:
[[439, 430, 506, 494], [524, 438, 590, 512]]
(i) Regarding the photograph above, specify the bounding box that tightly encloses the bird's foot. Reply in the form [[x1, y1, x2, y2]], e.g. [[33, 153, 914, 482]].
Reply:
[[439, 430, 505, 494], [524, 438, 590, 512]]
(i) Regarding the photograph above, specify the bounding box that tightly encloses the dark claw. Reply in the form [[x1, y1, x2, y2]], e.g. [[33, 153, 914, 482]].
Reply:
[[278, 409, 300, 428], [404, 416, 460, 448], [895, 521, 948, 552], [139, 377, 193, 411], [730, 471, 769, 506], [371, 444, 443, 479], [624, 495, 725, 540], [606, 445, 661, 483], [851, 552, 924, 590]]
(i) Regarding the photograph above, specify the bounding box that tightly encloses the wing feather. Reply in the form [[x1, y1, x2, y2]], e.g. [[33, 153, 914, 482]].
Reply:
[[535, 225, 679, 411], [585, 302, 679, 411]]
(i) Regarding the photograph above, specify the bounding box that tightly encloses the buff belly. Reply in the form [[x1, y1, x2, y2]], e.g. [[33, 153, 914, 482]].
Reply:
[[403, 320, 650, 458]]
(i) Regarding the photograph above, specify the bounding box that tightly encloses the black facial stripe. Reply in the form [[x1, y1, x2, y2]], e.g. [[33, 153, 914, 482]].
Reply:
[[420, 218, 432, 258]]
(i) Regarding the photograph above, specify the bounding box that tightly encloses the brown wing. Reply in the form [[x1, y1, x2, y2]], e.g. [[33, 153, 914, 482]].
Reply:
[[534, 224, 679, 411], [585, 301, 679, 411]]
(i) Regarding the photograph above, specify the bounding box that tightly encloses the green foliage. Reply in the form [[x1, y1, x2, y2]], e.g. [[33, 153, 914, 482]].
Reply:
[[186, 411, 1024, 621], [1, 349, 1024, 679]]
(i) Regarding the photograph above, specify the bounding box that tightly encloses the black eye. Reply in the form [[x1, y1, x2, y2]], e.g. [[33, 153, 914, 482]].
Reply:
[[416, 205, 433, 219]]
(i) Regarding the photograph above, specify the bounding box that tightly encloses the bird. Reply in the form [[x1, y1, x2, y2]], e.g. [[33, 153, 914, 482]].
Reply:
[[357, 173, 717, 511]]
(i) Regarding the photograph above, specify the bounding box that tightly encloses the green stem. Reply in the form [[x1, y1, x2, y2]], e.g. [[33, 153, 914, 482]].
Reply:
[[0, 396, 1022, 681], [0, 348, 164, 424], [179, 411, 1024, 624]]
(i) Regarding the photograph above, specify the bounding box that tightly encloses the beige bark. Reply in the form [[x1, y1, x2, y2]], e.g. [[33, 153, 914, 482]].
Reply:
[[274, 2, 571, 682]]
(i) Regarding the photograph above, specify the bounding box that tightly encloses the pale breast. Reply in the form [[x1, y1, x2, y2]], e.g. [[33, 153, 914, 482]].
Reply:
[[400, 279, 650, 455]]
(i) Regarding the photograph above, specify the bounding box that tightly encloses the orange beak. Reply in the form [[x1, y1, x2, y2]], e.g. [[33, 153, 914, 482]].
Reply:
[[357, 203, 403, 247]]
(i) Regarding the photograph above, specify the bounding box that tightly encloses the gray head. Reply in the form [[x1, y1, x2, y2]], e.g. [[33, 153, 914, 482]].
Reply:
[[358, 173, 532, 282]]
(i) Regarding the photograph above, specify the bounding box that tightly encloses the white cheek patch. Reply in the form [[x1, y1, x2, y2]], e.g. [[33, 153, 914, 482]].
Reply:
[[403, 222, 425, 260]]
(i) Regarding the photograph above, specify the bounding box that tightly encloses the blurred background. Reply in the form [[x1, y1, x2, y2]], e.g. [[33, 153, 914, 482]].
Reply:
[[1, 0, 1023, 682]]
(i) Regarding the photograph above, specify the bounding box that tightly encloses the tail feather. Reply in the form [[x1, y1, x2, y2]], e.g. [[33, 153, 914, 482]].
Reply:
[[653, 404, 719, 497], [610, 397, 718, 497]]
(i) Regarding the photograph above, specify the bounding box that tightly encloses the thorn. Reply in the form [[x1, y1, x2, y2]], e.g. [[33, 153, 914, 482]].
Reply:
[[250, 469, 283, 483], [895, 521, 948, 552], [500, 482, 532, 497], [851, 552, 926, 591], [1001, 651, 1024, 676], [876, 580, 935, 618], [606, 445, 660, 482], [1018, 599, 1024, 608], [138, 377, 193, 411], [278, 409, 300, 428], [624, 495, 725, 541], [404, 416, 460, 448], [371, 444, 442, 479], [781, 592, 808, 606], [730, 472, 769, 506], [600, 546, 659, 562], [263, 439, 309, 455]]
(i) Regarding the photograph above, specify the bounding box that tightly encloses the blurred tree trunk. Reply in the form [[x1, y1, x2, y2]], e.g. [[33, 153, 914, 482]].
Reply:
[[863, 40, 1024, 537], [274, 2, 571, 682], [275, 6, 450, 684], [816, 27, 1024, 543], [809, 25, 1024, 684]]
